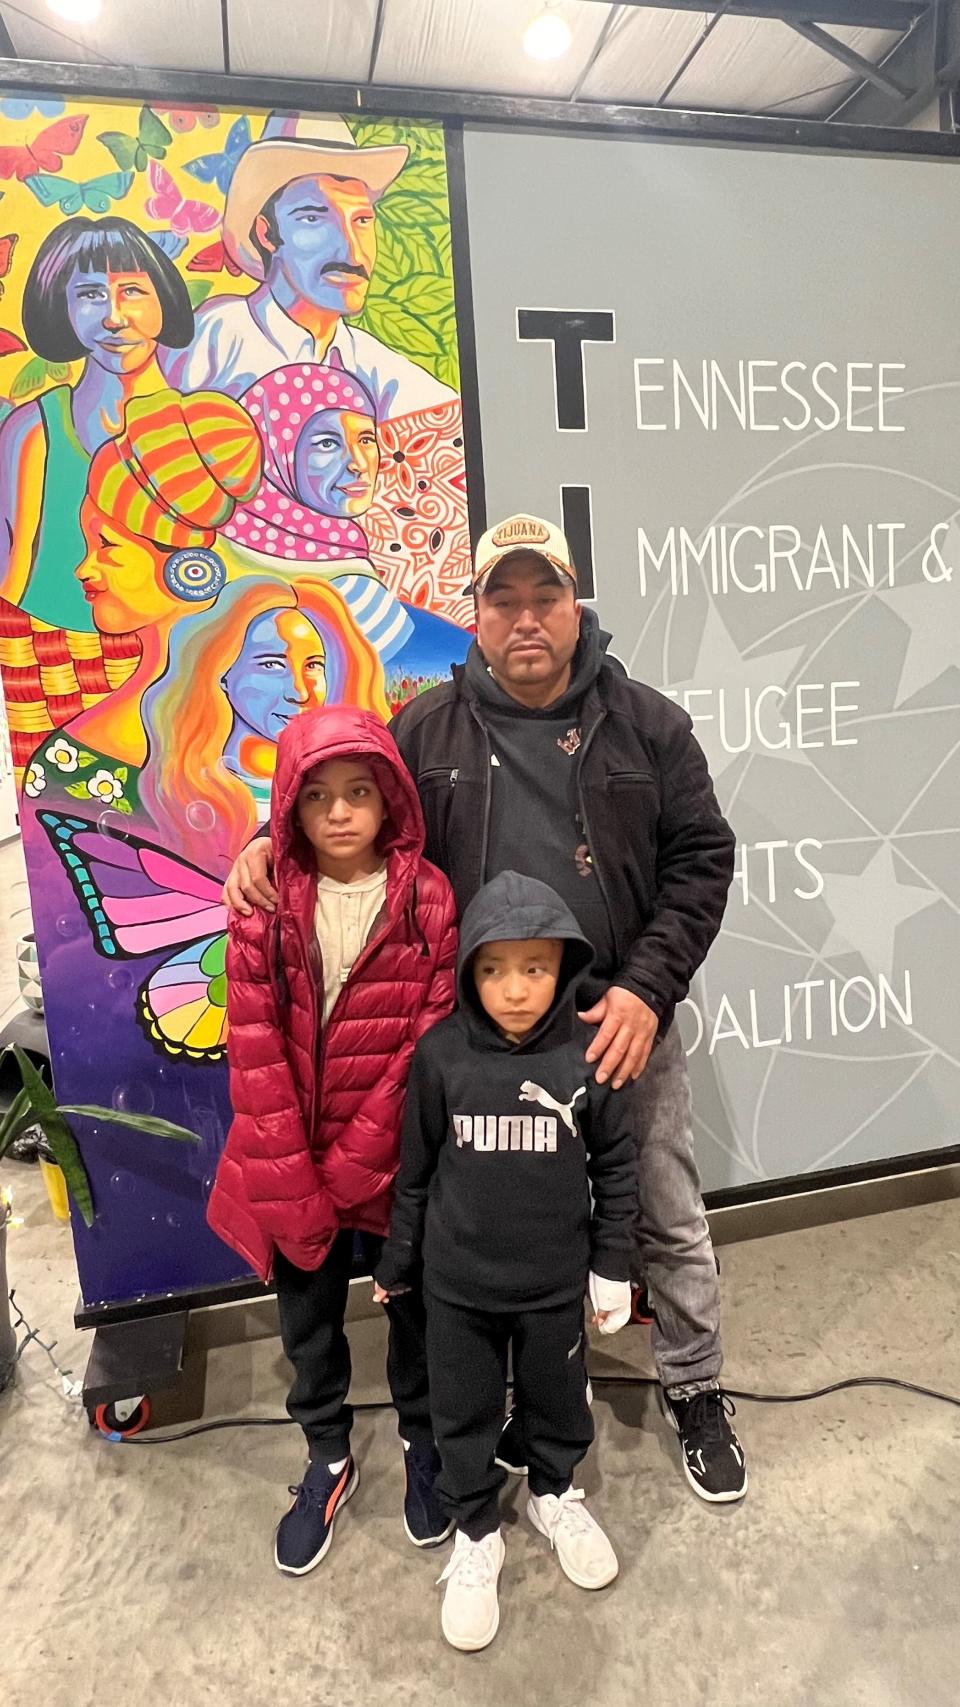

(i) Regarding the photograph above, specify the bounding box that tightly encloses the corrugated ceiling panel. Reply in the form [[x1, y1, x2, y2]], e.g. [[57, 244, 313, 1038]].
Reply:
[[375, 0, 613, 97], [229, 0, 378, 81], [579, 7, 713, 104], [2, 0, 225, 72], [666, 16, 903, 115]]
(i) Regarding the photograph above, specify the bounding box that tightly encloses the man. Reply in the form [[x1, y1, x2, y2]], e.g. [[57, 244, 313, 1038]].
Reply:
[[224, 514, 747, 1504], [162, 111, 455, 415]]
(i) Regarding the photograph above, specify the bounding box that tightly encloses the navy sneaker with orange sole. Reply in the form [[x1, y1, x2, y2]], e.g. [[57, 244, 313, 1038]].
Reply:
[[275, 1456, 359, 1575]]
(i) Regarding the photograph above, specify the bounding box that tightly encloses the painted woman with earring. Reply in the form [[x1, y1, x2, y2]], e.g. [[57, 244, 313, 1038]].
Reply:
[[21, 387, 262, 815]]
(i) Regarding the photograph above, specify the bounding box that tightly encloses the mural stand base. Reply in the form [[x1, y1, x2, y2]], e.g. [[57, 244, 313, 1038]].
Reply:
[[81, 1307, 187, 1428]]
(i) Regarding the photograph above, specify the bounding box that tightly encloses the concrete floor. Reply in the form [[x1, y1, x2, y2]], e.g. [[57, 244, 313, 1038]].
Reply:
[[2, 1166, 957, 1707], [1, 841, 958, 1707]]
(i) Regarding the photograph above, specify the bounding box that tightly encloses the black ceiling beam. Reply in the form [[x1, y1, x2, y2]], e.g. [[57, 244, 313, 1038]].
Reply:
[[0, 53, 958, 157], [575, 0, 927, 28], [790, 19, 916, 98]]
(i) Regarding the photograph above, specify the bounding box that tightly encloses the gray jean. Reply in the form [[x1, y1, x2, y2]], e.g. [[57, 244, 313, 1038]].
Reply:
[[629, 1023, 722, 1392]]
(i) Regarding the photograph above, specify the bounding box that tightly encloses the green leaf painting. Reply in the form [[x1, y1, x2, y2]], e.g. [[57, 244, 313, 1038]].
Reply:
[[347, 116, 459, 390]]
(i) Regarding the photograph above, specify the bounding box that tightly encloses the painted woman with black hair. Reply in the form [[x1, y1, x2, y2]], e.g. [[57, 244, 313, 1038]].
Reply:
[[0, 214, 193, 631]]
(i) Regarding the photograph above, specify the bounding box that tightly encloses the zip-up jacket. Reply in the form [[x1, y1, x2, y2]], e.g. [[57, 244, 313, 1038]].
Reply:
[[375, 871, 638, 1311], [208, 708, 457, 1281], [388, 610, 736, 1031]]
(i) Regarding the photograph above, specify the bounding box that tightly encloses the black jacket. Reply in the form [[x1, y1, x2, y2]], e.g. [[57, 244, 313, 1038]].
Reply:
[[374, 872, 637, 1311], [389, 611, 736, 1033]]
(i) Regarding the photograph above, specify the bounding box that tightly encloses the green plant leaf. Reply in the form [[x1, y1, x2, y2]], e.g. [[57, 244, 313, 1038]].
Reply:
[[46, 361, 71, 383], [114, 798, 133, 815], [61, 1106, 201, 1145], [388, 160, 447, 198], [360, 295, 442, 365], [65, 782, 89, 799], [187, 279, 213, 309], [13, 1048, 94, 1227], [11, 355, 47, 399], [378, 189, 448, 234], [0, 1085, 33, 1156], [77, 751, 96, 768], [387, 271, 455, 320]]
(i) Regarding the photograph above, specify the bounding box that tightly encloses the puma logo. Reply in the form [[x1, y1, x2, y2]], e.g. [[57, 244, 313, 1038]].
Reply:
[[519, 1081, 586, 1136]]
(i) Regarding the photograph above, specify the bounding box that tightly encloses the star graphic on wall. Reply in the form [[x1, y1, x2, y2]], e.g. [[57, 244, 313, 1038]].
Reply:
[[879, 524, 960, 706], [666, 603, 804, 779], [821, 843, 939, 978]]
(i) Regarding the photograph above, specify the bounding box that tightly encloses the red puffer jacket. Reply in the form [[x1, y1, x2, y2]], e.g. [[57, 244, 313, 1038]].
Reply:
[[207, 707, 457, 1281]]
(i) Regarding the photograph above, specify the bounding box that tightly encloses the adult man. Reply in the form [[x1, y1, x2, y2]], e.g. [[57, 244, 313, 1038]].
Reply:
[[225, 514, 747, 1503], [162, 112, 455, 415]]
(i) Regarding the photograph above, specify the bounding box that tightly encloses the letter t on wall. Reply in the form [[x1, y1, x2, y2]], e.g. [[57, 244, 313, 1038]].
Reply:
[[517, 309, 615, 431]]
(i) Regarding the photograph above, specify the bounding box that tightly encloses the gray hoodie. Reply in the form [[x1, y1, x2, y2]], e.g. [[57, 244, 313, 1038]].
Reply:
[[375, 871, 638, 1311]]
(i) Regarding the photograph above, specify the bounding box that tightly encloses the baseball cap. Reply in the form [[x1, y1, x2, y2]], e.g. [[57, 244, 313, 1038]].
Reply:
[[472, 513, 577, 596]]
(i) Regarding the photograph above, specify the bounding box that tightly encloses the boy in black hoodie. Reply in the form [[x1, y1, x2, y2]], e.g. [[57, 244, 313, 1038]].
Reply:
[[375, 870, 637, 1653]]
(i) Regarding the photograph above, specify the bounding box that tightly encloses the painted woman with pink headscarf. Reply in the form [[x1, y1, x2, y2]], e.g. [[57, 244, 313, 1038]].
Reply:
[[222, 360, 469, 709]]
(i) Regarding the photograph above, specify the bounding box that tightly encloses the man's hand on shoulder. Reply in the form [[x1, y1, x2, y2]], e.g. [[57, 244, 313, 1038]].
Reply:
[[222, 836, 277, 916], [579, 986, 658, 1089]]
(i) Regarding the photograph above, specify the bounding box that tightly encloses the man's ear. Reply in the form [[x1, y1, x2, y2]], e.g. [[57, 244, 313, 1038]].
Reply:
[[254, 213, 277, 258]]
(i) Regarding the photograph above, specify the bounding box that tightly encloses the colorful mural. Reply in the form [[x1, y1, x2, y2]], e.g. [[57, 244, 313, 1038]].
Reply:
[[0, 97, 472, 1304]]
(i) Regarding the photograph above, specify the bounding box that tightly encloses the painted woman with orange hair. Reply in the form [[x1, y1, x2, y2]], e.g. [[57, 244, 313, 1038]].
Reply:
[[22, 386, 262, 814], [139, 574, 389, 872]]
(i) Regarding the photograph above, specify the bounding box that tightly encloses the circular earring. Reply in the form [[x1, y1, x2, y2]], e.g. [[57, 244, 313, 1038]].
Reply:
[[163, 547, 227, 604]]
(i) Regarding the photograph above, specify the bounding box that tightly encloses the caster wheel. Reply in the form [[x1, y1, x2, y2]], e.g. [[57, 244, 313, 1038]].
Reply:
[[94, 1396, 151, 1439]]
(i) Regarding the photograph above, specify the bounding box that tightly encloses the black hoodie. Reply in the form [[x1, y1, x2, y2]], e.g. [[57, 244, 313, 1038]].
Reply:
[[375, 871, 638, 1312], [466, 609, 616, 1003]]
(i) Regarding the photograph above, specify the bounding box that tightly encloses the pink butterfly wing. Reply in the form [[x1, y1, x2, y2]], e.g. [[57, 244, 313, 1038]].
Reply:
[[144, 159, 179, 220]]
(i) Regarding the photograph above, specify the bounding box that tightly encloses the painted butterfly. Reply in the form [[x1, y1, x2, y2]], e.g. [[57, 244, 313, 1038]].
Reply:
[[187, 235, 242, 278], [97, 105, 172, 174], [40, 811, 229, 1064], [0, 98, 65, 120], [153, 104, 219, 134], [0, 114, 87, 182], [25, 171, 133, 215], [0, 233, 17, 301], [183, 115, 251, 197], [145, 161, 219, 237]]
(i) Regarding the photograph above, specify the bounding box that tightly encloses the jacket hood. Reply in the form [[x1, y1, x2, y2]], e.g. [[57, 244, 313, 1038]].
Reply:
[[456, 870, 594, 1048], [272, 706, 425, 889], [464, 606, 614, 717]]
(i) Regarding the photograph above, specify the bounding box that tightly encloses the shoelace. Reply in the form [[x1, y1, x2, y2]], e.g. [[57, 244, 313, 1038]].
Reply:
[[437, 1535, 499, 1589], [683, 1389, 737, 1445], [539, 1486, 594, 1547]]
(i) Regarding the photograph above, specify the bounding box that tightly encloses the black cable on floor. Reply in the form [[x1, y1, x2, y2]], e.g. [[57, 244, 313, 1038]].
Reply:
[[110, 1373, 960, 1444]]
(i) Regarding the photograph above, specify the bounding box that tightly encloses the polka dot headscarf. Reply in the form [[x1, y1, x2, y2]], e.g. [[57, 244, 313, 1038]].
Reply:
[[223, 361, 377, 564]]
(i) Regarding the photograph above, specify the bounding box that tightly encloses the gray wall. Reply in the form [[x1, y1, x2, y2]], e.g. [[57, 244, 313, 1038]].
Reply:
[[464, 124, 960, 1191]]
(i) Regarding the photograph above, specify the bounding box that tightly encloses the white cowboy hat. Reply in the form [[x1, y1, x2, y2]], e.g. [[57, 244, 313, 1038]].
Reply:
[[223, 112, 409, 281]]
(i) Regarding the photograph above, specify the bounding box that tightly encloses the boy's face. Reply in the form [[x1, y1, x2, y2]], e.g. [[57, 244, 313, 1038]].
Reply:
[[473, 937, 564, 1043], [296, 756, 385, 876]]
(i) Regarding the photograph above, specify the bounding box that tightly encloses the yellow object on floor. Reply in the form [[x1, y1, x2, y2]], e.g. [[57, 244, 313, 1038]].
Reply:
[[39, 1158, 70, 1222]]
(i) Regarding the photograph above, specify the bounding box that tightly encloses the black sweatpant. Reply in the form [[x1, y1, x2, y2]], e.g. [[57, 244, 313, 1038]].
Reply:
[[425, 1291, 594, 1541], [274, 1230, 432, 1463]]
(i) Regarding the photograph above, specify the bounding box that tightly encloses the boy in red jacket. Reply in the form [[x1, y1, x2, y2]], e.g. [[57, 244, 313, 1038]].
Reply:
[[207, 705, 457, 1576]]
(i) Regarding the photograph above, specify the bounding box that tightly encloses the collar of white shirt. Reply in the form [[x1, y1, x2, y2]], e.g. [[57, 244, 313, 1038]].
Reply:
[[249, 282, 355, 367]]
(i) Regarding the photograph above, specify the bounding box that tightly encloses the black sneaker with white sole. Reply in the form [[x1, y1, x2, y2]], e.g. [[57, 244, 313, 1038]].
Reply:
[[659, 1386, 747, 1503], [494, 1408, 528, 1476]]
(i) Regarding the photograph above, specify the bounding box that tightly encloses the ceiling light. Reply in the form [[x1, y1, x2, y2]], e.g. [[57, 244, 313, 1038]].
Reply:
[[524, 8, 573, 61], [47, 0, 101, 22]]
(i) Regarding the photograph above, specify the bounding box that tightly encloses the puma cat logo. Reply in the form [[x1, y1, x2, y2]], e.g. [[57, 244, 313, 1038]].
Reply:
[[519, 1081, 586, 1136]]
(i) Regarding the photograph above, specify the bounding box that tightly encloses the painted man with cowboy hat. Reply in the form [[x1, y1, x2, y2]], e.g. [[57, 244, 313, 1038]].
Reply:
[[163, 112, 456, 415]]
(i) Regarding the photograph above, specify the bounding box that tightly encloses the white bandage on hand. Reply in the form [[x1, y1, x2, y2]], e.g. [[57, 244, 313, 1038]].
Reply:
[[588, 1272, 632, 1335]]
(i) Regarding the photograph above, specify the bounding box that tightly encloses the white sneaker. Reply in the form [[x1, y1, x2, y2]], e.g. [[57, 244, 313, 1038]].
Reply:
[[437, 1528, 505, 1652], [527, 1487, 618, 1589]]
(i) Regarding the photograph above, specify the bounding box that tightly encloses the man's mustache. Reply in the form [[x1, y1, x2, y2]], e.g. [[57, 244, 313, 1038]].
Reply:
[[320, 261, 370, 280]]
